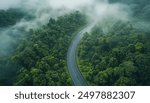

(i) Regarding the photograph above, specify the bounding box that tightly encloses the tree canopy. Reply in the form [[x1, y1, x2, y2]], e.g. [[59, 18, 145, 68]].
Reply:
[[0, 11, 86, 85], [78, 22, 150, 86]]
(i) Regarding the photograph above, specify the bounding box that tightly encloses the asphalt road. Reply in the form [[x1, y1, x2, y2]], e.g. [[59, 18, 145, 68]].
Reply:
[[67, 23, 95, 86]]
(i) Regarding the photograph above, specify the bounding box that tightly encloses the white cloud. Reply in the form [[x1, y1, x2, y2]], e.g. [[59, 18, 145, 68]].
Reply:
[[0, 0, 132, 56], [47, 0, 92, 9], [0, 0, 21, 9]]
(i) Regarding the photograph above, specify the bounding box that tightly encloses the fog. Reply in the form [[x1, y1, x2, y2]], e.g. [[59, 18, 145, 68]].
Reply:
[[0, 0, 131, 26], [0, 0, 150, 85], [0, 0, 149, 56]]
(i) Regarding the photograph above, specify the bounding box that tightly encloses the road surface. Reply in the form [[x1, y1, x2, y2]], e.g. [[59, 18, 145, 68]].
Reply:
[[67, 23, 95, 86]]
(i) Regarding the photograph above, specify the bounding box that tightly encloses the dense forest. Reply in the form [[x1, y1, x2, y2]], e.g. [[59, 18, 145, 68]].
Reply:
[[0, 9, 25, 85], [0, 0, 150, 86], [109, 0, 150, 21], [0, 10, 86, 85], [78, 22, 150, 85], [0, 9, 24, 27]]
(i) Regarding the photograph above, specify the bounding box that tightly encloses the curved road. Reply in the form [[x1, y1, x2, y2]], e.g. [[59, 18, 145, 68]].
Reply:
[[67, 23, 95, 86]]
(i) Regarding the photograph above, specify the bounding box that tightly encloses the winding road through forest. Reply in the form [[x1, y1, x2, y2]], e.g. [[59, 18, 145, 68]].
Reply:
[[67, 23, 95, 86]]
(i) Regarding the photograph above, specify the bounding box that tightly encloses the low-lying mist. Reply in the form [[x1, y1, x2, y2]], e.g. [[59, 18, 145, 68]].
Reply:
[[0, 0, 150, 56]]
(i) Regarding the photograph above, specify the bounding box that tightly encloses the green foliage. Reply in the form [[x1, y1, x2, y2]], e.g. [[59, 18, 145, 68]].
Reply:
[[0, 9, 24, 27], [0, 57, 17, 85], [78, 23, 150, 86], [10, 11, 86, 86]]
